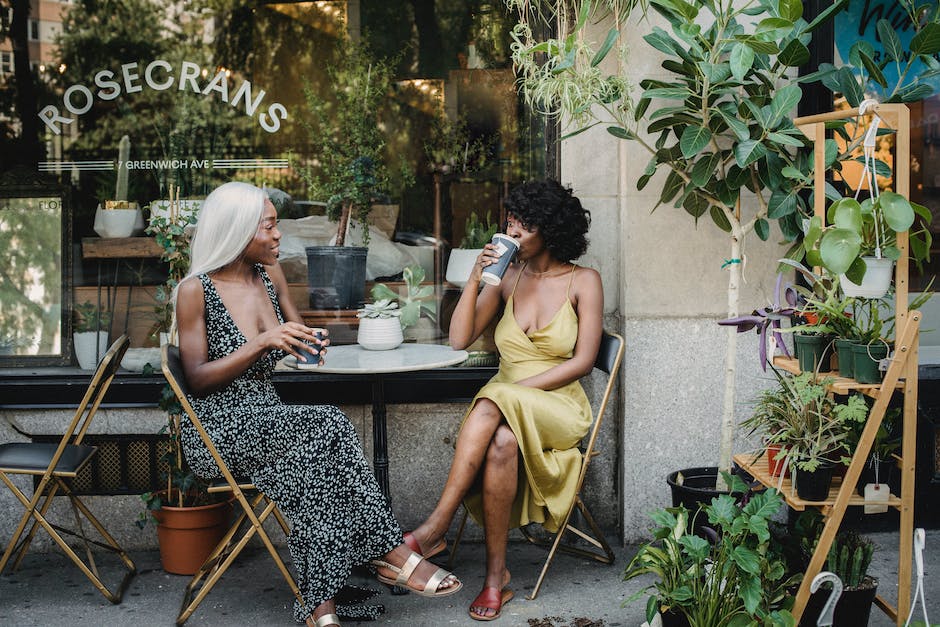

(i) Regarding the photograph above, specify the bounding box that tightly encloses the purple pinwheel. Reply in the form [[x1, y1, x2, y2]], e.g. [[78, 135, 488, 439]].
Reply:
[[718, 273, 802, 370]]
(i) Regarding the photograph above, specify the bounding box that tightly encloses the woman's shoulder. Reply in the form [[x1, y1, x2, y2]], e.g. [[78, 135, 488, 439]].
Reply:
[[177, 275, 206, 303], [572, 264, 600, 283]]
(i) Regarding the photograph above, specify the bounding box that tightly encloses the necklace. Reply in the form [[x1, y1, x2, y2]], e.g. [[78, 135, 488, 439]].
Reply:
[[524, 263, 569, 278]]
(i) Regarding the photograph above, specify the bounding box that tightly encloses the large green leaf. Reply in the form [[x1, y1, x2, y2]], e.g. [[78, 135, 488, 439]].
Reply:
[[769, 84, 802, 127], [778, 0, 803, 22], [733, 140, 767, 168], [691, 152, 722, 186], [730, 43, 755, 81], [878, 191, 915, 232], [836, 66, 864, 106], [710, 205, 732, 232], [827, 197, 862, 230], [877, 19, 904, 62], [768, 191, 797, 219], [858, 48, 888, 88], [755, 218, 770, 240], [697, 61, 732, 84], [768, 131, 805, 147], [778, 38, 810, 67], [737, 35, 779, 55], [895, 83, 935, 103], [680, 124, 712, 158], [911, 22, 940, 56], [802, 0, 848, 33], [642, 87, 690, 100], [606, 126, 634, 140], [755, 17, 795, 42], [592, 28, 620, 67], [717, 106, 751, 140], [660, 170, 684, 205], [820, 228, 862, 274]]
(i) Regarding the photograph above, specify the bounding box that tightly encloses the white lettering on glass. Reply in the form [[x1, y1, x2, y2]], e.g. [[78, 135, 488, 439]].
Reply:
[[64, 84, 93, 115], [144, 59, 173, 91], [37, 59, 288, 135], [94, 70, 120, 100], [121, 62, 142, 93], [177, 61, 201, 93], [259, 103, 288, 133]]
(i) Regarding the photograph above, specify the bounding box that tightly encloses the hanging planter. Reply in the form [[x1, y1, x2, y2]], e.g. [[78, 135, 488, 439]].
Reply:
[[840, 256, 894, 298]]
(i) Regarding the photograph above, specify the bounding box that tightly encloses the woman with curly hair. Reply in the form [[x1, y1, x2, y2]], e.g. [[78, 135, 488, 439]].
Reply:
[[406, 179, 603, 621]]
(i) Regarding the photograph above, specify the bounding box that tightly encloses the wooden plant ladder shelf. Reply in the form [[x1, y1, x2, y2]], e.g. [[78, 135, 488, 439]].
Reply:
[[734, 103, 917, 626]]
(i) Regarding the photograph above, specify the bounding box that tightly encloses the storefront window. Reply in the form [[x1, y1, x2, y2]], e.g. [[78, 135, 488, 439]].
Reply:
[[0, 1, 551, 360]]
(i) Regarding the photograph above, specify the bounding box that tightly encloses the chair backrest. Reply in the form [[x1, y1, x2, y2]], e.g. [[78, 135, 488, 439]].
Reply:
[[71, 334, 130, 445], [161, 344, 239, 487], [576, 331, 625, 487]]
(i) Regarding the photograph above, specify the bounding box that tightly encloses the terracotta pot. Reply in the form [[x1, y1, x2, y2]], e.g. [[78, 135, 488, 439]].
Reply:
[[767, 444, 789, 478], [154, 498, 232, 575]]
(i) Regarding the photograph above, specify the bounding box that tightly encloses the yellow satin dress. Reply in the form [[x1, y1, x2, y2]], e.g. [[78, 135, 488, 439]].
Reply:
[[462, 265, 592, 533]]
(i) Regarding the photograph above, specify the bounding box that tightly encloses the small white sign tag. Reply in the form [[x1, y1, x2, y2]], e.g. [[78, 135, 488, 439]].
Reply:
[[864, 482, 890, 514]]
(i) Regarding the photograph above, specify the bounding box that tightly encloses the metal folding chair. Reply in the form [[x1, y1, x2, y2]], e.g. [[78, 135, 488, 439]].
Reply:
[[448, 330, 624, 599], [0, 334, 136, 603], [161, 344, 305, 626]]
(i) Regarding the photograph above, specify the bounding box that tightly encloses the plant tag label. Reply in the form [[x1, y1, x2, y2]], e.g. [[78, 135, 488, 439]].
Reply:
[[864, 482, 890, 514], [878, 358, 891, 372]]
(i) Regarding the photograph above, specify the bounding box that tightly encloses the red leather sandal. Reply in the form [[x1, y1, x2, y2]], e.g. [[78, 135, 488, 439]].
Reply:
[[469, 586, 514, 621]]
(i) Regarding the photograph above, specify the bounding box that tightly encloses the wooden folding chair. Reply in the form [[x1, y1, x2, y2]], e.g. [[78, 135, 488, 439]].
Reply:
[[161, 344, 305, 626], [448, 330, 624, 600], [0, 334, 136, 603]]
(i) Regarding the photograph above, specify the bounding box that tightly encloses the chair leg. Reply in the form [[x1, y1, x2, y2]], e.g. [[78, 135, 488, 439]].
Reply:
[[446, 507, 469, 571]]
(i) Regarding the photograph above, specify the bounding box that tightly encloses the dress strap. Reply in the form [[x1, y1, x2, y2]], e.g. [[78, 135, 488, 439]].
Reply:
[[566, 264, 577, 298], [510, 262, 526, 297]]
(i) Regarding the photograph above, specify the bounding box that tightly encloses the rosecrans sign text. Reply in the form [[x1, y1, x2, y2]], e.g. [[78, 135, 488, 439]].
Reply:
[[38, 59, 288, 135]]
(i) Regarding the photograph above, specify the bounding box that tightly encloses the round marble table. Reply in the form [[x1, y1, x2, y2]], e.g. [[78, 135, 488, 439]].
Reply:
[[285, 343, 469, 500]]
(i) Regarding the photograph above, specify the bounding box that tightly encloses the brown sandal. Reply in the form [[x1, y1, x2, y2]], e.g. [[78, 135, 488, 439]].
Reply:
[[469, 586, 514, 621]]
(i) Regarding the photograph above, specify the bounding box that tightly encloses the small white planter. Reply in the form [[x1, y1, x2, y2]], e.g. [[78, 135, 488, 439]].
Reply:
[[94, 206, 141, 238], [841, 256, 894, 298], [445, 248, 483, 287], [73, 331, 109, 370], [357, 317, 403, 351]]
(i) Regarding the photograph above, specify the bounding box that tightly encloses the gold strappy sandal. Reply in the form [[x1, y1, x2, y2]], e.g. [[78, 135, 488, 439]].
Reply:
[[370, 551, 463, 597]]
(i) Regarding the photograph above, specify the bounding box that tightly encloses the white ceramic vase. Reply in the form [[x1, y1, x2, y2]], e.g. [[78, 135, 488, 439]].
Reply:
[[841, 256, 894, 298], [94, 206, 142, 238], [445, 248, 483, 287], [73, 331, 109, 370], [357, 317, 403, 351]]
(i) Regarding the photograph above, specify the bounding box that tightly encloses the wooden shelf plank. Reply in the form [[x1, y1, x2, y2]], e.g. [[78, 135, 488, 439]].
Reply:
[[82, 237, 163, 259], [733, 452, 902, 511], [771, 356, 903, 394]]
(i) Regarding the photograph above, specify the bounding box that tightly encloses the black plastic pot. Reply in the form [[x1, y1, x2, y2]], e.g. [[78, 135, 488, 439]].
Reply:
[[666, 466, 747, 534], [305, 246, 368, 310], [799, 577, 878, 627], [794, 463, 835, 501], [660, 608, 691, 627]]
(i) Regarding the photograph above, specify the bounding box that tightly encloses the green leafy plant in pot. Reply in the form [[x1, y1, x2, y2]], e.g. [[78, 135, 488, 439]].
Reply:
[[507, 0, 849, 492], [357, 265, 436, 349], [623, 472, 799, 626]]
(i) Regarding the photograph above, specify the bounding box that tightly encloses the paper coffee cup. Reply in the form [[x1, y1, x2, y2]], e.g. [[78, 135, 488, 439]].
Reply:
[[481, 233, 519, 286]]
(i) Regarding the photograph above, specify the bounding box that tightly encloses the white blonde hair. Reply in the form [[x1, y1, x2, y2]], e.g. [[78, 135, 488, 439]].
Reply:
[[175, 181, 267, 301]]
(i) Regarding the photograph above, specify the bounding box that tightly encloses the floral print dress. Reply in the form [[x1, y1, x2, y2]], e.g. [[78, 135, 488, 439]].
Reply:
[[180, 266, 402, 623]]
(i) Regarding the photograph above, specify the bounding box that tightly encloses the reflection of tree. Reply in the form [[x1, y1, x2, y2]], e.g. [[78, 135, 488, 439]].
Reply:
[[0, 0, 45, 168], [0, 199, 61, 354]]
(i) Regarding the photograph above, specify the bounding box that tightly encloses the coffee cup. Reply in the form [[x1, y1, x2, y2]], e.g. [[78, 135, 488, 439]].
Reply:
[[481, 233, 519, 286], [298, 330, 325, 364]]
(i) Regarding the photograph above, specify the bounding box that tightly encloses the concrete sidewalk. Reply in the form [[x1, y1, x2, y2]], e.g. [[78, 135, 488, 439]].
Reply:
[[0, 531, 936, 626]]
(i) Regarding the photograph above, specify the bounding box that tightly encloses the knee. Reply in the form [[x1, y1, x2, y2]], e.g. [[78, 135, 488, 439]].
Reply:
[[471, 398, 503, 423], [486, 424, 518, 463]]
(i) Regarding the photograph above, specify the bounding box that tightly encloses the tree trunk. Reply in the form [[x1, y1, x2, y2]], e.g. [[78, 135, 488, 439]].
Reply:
[[335, 202, 352, 247], [717, 234, 743, 491]]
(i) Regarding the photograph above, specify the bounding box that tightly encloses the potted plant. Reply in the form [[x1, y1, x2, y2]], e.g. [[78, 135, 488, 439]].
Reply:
[[299, 38, 412, 310], [136, 382, 232, 576], [72, 301, 112, 370], [802, 194, 932, 299], [780, 512, 880, 627], [445, 212, 499, 287], [507, 0, 855, 492], [623, 472, 799, 627], [357, 265, 436, 349], [764, 373, 868, 501]]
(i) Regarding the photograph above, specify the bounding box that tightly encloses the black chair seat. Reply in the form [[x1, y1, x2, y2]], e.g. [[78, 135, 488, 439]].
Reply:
[[0, 442, 96, 474]]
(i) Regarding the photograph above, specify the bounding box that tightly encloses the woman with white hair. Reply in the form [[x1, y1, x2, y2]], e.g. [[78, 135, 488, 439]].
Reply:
[[174, 181, 461, 627]]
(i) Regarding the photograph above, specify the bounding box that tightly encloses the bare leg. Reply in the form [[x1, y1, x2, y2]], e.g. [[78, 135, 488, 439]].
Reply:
[[470, 424, 518, 619], [411, 398, 504, 551], [306, 599, 338, 626]]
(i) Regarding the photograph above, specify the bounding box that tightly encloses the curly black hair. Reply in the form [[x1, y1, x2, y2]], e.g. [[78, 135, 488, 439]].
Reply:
[[502, 180, 590, 263]]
